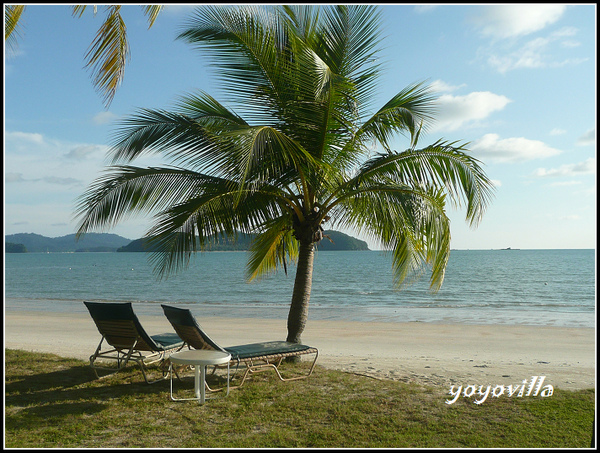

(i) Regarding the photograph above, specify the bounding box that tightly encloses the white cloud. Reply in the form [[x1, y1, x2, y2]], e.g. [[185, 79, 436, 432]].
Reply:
[[552, 26, 579, 38], [4, 131, 111, 199], [472, 5, 566, 39], [5, 130, 108, 161], [92, 111, 119, 125], [576, 128, 596, 146], [429, 79, 466, 94], [549, 181, 582, 187], [470, 133, 562, 163], [549, 128, 566, 136], [488, 37, 549, 72], [484, 27, 588, 74], [162, 5, 198, 15], [560, 39, 581, 49], [414, 5, 437, 14], [533, 157, 596, 177], [471, 6, 585, 74], [5, 173, 26, 183], [5, 172, 81, 186], [64, 144, 105, 161], [39, 176, 82, 186], [430, 92, 512, 132], [5, 131, 46, 145]]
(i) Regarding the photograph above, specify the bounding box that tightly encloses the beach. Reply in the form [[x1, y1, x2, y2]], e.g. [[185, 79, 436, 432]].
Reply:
[[4, 310, 595, 391]]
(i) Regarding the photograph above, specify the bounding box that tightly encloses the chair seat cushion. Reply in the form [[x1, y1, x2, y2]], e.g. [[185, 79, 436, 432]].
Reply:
[[151, 333, 184, 349], [225, 341, 314, 360]]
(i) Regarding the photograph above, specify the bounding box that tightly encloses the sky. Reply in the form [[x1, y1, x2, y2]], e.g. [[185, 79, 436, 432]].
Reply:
[[4, 4, 597, 250]]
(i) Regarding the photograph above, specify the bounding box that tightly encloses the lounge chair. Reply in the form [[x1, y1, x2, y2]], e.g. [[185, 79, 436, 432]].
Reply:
[[84, 301, 184, 384], [161, 304, 318, 389]]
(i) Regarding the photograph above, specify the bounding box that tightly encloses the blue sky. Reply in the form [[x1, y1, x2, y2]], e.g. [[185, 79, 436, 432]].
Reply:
[[4, 4, 596, 250]]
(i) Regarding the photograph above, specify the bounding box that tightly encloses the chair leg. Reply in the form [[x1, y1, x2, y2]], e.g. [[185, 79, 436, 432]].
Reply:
[[277, 350, 318, 381], [88, 344, 175, 384], [238, 350, 319, 384], [171, 350, 319, 391]]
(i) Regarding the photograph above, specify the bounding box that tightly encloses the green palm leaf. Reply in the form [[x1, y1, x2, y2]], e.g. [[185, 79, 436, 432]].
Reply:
[[73, 5, 163, 108], [247, 216, 299, 280], [5, 5, 26, 54], [356, 142, 494, 226]]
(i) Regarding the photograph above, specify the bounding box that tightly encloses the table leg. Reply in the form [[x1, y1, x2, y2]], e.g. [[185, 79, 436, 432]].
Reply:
[[200, 365, 206, 403], [193, 365, 201, 402], [170, 358, 230, 403]]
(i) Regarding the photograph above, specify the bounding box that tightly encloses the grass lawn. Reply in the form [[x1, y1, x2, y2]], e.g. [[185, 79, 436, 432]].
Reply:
[[4, 349, 595, 448]]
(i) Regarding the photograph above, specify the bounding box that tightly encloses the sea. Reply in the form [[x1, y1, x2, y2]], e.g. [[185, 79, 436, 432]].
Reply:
[[4, 249, 596, 328]]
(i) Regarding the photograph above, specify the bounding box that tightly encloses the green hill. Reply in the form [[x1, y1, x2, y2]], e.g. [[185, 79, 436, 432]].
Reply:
[[4, 233, 132, 253], [118, 230, 369, 252], [117, 233, 256, 252], [317, 231, 369, 251], [5, 242, 27, 253]]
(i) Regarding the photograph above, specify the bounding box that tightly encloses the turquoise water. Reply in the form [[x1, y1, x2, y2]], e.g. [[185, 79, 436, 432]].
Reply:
[[4, 249, 596, 327]]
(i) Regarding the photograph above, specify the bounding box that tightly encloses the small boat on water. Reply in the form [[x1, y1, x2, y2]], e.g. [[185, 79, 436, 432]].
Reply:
[[500, 247, 520, 250]]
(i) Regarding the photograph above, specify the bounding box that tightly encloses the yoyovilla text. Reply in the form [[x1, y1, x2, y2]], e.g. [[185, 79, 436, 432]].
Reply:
[[446, 376, 554, 405]]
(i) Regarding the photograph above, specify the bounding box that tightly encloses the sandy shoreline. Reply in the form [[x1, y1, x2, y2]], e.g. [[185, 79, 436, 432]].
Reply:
[[4, 310, 596, 391]]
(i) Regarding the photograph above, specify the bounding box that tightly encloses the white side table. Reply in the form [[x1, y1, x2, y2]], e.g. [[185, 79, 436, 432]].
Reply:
[[169, 349, 232, 403]]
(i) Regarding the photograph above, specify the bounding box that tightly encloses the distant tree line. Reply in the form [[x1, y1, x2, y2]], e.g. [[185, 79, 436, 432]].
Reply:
[[5, 242, 27, 253], [117, 230, 369, 252]]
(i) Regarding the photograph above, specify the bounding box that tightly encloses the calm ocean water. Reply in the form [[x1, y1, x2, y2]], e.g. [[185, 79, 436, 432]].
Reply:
[[4, 249, 596, 328]]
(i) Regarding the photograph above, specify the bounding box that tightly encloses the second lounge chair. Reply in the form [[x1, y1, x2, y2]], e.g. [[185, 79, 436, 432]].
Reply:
[[161, 304, 318, 389]]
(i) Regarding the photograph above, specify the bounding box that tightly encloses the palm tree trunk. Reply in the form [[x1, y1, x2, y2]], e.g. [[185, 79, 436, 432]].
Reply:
[[286, 239, 315, 344]]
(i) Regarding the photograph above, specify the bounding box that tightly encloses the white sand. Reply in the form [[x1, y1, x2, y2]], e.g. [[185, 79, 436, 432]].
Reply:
[[4, 311, 595, 391]]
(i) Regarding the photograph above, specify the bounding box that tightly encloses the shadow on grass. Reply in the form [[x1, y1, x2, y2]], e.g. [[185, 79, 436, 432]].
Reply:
[[5, 363, 179, 437], [5, 352, 235, 410], [7, 401, 107, 425], [5, 350, 178, 414], [6, 364, 97, 393]]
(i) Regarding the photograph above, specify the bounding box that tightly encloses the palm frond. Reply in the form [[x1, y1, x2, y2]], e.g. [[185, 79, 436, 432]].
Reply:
[[78, 5, 129, 108], [318, 5, 382, 79], [5, 4, 26, 54], [315, 5, 383, 116], [71, 5, 161, 107], [142, 5, 162, 28], [354, 142, 495, 226], [108, 95, 323, 215], [331, 182, 450, 290], [74, 165, 233, 236], [230, 125, 331, 199], [280, 5, 320, 42], [357, 81, 437, 151], [108, 93, 247, 166], [145, 186, 289, 278], [246, 216, 298, 280], [177, 5, 287, 123]]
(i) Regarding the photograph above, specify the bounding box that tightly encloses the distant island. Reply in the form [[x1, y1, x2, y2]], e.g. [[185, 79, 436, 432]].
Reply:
[[5, 242, 28, 253], [117, 230, 369, 252], [5, 230, 369, 253], [4, 233, 131, 253]]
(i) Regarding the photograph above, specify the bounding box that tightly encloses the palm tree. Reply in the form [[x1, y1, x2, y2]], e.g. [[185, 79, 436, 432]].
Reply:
[[75, 5, 495, 344], [5, 5, 162, 107]]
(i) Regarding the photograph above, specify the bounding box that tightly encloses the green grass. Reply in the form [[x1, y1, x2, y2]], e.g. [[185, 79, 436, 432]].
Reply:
[[5, 349, 595, 448]]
